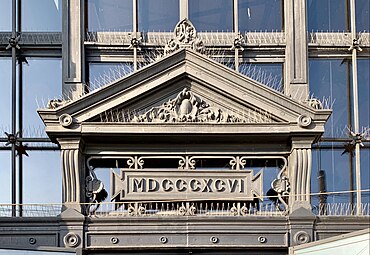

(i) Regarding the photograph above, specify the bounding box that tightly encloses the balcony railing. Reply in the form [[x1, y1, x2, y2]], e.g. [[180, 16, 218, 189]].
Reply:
[[0, 202, 369, 218]]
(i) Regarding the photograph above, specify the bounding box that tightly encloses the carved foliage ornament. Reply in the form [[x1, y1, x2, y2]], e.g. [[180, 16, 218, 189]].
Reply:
[[164, 19, 205, 55], [133, 88, 259, 123]]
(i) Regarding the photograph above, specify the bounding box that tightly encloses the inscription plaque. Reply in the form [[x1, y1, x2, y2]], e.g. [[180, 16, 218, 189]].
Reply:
[[111, 169, 263, 202]]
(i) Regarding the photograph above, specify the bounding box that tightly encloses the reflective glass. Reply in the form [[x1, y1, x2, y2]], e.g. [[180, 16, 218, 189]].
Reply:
[[358, 59, 370, 129], [0, 59, 11, 132], [0, 0, 11, 31], [189, 0, 233, 32], [23, 59, 62, 137], [238, 0, 282, 32], [23, 150, 61, 203], [22, 0, 62, 31], [360, 149, 370, 204], [138, 0, 179, 32], [89, 62, 134, 86], [307, 0, 348, 31], [88, 0, 133, 31], [239, 63, 283, 92], [0, 152, 11, 204], [356, 0, 370, 31], [312, 148, 352, 204], [309, 59, 350, 137]]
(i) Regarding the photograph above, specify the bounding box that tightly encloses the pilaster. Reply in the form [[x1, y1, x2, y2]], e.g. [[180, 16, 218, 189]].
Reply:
[[58, 138, 86, 213], [288, 137, 315, 212], [62, 0, 85, 100], [284, 0, 309, 101]]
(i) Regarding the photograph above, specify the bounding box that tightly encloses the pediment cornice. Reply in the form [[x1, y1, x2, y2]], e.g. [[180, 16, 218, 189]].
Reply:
[[38, 49, 331, 141]]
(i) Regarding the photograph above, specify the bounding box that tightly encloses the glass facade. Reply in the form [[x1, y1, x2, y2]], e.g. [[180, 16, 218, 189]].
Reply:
[[22, 0, 62, 31], [238, 0, 283, 31], [189, 0, 233, 31], [0, 0, 369, 215], [138, 0, 179, 32], [307, 0, 349, 31], [87, 0, 133, 31]]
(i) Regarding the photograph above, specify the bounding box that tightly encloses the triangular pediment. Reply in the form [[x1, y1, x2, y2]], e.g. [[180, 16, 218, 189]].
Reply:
[[38, 49, 330, 140]]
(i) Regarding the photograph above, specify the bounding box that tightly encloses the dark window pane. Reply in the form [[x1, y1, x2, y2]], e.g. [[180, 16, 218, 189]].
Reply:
[[239, 63, 283, 92], [0, 152, 11, 204], [0, 59, 11, 132], [238, 0, 282, 32], [23, 151, 61, 203], [0, 0, 11, 31], [356, 0, 370, 32], [138, 0, 179, 32], [358, 59, 370, 129], [312, 148, 352, 204], [22, 0, 62, 31], [23, 59, 62, 137], [307, 0, 348, 31], [189, 0, 233, 32], [309, 59, 350, 137], [88, 0, 133, 31]]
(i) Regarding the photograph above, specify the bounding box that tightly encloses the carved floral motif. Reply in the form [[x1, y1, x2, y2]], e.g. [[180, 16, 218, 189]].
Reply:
[[164, 19, 205, 55], [133, 88, 249, 123]]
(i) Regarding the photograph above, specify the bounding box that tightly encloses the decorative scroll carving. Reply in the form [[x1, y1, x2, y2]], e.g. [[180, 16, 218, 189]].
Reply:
[[297, 115, 312, 128], [178, 203, 196, 216], [128, 203, 146, 216], [59, 113, 73, 127], [132, 88, 272, 123], [164, 19, 205, 55], [47, 98, 68, 109]]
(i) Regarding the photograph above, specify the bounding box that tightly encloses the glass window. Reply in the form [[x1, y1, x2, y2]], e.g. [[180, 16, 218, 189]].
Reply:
[[360, 149, 370, 204], [312, 148, 353, 205], [309, 59, 350, 137], [239, 63, 283, 92], [23, 151, 61, 204], [307, 0, 348, 31], [0, 59, 11, 132], [358, 59, 370, 129], [0, 152, 11, 204], [88, 0, 133, 31], [88, 62, 134, 89], [356, 0, 370, 32], [189, 0, 233, 32], [0, 0, 11, 31], [138, 0, 179, 32], [23, 59, 62, 137], [22, 0, 62, 31], [238, 0, 282, 32]]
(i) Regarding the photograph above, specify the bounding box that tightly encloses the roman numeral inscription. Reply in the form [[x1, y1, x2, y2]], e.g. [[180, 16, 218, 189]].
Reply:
[[111, 169, 263, 202]]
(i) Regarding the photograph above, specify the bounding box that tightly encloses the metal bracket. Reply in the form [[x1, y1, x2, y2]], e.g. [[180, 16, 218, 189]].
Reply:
[[5, 34, 21, 50], [348, 38, 362, 51]]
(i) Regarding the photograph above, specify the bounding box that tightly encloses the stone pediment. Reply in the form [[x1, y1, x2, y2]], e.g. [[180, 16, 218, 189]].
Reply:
[[97, 87, 276, 124], [38, 49, 331, 140]]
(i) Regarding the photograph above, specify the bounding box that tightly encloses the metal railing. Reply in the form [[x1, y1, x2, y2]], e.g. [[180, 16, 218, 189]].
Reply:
[[88, 201, 285, 218], [1, 202, 369, 218]]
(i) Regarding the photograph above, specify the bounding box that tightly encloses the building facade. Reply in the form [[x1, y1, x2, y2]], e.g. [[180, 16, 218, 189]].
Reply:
[[0, 1, 369, 254]]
